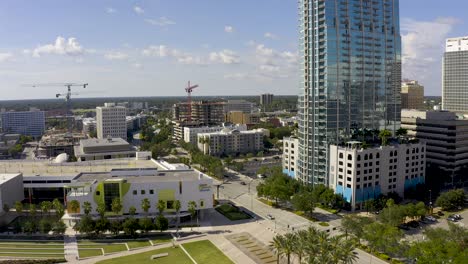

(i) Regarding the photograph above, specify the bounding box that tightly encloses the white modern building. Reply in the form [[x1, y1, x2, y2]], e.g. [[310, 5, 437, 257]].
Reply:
[[329, 141, 426, 211], [0, 173, 24, 214], [0, 110, 45, 137], [197, 128, 266, 156], [283, 137, 299, 178], [224, 100, 255, 114], [443, 36, 468, 113], [96, 105, 127, 140], [183, 124, 247, 145]]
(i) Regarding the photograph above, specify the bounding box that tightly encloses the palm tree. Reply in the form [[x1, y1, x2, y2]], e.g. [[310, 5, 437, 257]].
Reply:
[[270, 234, 286, 264], [283, 233, 296, 264], [293, 230, 308, 264], [174, 200, 181, 232], [97, 202, 106, 218], [378, 129, 392, 146], [337, 239, 358, 264], [83, 201, 92, 215], [128, 206, 137, 216], [141, 198, 151, 215], [157, 200, 166, 216], [187, 201, 197, 229], [111, 198, 122, 215], [14, 201, 23, 215], [68, 200, 80, 214], [40, 201, 52, 216]]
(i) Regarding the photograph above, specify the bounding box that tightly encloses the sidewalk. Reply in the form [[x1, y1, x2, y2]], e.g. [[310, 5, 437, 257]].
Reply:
[[64, 227, 78, 263]]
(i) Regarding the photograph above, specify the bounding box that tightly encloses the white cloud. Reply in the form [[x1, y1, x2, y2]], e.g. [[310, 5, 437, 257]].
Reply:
[[224, 73, 249, 80], [134, 6, 144, 14], [253, 44, 298, 79], [104, 51, 129, 60], [142, 45, 171, 57], [106, 7, 117, 14], [264, 32, 278, 39], [32, 36, 84, 58], [132, 63, 143, 69], [145, 17, 175, 27], [209, 50, 240, 64], [0, 53, 13, 62], [224, 26, 234, 33], [401, 17, 460, 94]]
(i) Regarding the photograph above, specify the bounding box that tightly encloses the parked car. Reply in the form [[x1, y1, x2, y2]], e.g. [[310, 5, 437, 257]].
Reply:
[[447, 215, 457, 222], [407, 221, 420, 228], [273, 156, 280, 160], [240, 181, 246, 185], [425, 216, 437, 222], [454, 214, 462, 220], [398, 224, 410, 231], [266, 214, 275, 220]]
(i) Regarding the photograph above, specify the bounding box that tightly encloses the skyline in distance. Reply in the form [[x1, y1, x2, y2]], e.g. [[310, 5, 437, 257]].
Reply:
[[0, 0, 466, 100]]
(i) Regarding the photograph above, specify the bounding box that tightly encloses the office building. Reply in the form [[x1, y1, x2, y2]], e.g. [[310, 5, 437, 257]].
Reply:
[[297, 0, 402, 185], [442, 36, 468, 113], [260, 94, 274, 106], [283, 137, 299, 178], [329, 141, 425, 211], [172, 101, 225, 126], [401, 110, 468, 188], [224, 100, 255, 114], [183, 124, 247, 145], [96, 105, 127, 140], [401, 80, 424, 110], [197, 128, 266, 156], [0, 110, 45, 137]]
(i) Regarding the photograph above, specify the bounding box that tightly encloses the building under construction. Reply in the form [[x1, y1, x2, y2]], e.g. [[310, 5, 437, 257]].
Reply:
[[172, 101, 225, 125]]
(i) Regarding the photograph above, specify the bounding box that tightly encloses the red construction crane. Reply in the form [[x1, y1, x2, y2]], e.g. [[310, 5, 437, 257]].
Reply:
[[185, 81, 198, 121]]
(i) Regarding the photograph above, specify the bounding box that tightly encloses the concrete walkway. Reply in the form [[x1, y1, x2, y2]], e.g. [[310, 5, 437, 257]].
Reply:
[[64, 227, 79, 263]]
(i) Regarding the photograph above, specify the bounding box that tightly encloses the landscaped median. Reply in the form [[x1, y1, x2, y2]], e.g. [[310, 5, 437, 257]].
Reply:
[[215, 203, 252, 221], [77, 234, 173, 259], [0, 240, 64, 259], [96, 239, 233, 264]]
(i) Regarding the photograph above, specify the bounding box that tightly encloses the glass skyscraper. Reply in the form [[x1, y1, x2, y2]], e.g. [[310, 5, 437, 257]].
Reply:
[[442, 36, 468, 113], [297, 0, 402, 185]]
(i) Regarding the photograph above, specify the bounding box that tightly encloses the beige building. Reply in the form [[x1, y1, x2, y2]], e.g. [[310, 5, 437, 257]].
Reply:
[[197, 128, 265, 156], [283, 137, 299, 178], [173, 101, 225, 126], [225, 111, 260, 125], [401, 80, 424, 110], [96, 104, 127, 140], [74, 137, 143, 162]]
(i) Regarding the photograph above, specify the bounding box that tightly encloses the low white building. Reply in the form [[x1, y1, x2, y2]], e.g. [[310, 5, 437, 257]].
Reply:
[[183, 124, 247, 145], [82, 118, 96, 135], [197, 128, 266, 156], [65, 164, 213, 217], [329, 141, 426, 211], [0, 173, 24, 213], [282, 137, 299, 178], [74, 137, 140, 162]]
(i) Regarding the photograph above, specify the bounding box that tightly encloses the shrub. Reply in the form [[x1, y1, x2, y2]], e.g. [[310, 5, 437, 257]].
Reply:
[[318, 222, 329, 227]]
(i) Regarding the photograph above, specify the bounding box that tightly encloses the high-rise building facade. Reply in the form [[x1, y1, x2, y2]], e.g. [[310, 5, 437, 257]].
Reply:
[[401, 80, 424, 110], [442, 36, 468, 113], [0, 110, 45, 137], [96, 105, 127, 140], [297, 0, 402, 185], [260, 94, 274, 106]]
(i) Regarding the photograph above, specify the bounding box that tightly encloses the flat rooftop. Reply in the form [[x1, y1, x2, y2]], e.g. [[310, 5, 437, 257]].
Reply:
[[75, 170, 208, 184], [0, 173, 22, 185], [80, 138, 129, 148], [0, 158, 161, 177]]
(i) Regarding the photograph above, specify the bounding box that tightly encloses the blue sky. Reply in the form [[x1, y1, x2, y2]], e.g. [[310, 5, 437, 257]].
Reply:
[[0, 0, 466, 99]]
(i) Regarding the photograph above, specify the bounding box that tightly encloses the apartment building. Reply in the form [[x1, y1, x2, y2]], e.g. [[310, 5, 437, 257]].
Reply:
[[329, 141, 426, 211], [224, 100, 255, 114], [173, 101, 225, 126], [197, 128, 265, 156], [183, 124, 247, 145], [282, 137, 299, 178]]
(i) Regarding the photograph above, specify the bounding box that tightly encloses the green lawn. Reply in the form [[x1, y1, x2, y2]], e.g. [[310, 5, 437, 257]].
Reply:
[[183, 240, 233, 264], [127, 240, 151, 249], [79, 248, 104, 258], [0, 241, 64, 258], [216, 204, 252, 221], [150, 235, 173, 245], [96, 246, 192, 264]]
